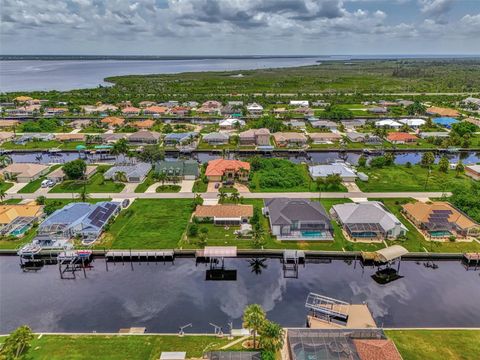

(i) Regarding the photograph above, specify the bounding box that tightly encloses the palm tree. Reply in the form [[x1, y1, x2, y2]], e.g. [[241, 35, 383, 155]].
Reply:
[[115, 171, 127, 183], [229, 192, 240, 203], [78, 188, 91, 202], [217, 191, 227, 203], [248, 258, 267, 275], [156, 172, 167, 185], [242, 304, 266, 349], [0, 155, 12, 168], [259, 321, 285, 353], [0, 188, 6, 203]]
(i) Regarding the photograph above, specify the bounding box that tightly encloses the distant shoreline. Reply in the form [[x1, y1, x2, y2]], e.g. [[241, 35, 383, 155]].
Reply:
[[1, 54, 479, 61]]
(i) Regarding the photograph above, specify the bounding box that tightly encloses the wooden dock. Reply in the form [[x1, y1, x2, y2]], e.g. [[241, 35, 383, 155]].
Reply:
[[464, 253, 480, 262], [105, 250, 174, 261]]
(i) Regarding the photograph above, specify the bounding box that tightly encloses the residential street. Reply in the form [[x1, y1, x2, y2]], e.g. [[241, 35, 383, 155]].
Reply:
[[5, 191, 451, 201]]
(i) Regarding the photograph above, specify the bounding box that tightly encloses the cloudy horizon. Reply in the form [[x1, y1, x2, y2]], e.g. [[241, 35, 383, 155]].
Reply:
[[1, 0, 480, 56]]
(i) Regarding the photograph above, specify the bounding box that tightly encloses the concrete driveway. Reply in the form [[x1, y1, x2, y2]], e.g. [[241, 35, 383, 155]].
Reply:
[[207, 182, 220, 193], [180, 180, 194, 193], [6, 182, 27, 194]]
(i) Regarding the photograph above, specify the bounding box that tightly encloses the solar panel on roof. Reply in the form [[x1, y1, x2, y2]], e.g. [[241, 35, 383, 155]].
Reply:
[[432, 209, 452, 214]]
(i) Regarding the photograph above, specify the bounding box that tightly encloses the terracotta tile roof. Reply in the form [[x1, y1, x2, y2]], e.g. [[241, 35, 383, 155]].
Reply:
[[132, 119, 155, 128], [101, 116, 125, 126], [427, 106, 459, 117], [0, 204, 44, 225], [387, 132, 418, 141], [272, 132, 308, 142], [121, 106, 141, 113], [205, 159, 251, 177], [354, 339, 403, 360], [403, 201, 478, 230], [54, 133, 86, 141], [144, 106, 168, 114], [194, 204, 253, 218]]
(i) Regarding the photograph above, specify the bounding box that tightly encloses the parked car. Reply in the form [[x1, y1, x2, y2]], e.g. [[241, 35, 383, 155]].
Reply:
[[41, 179, 55, 188]]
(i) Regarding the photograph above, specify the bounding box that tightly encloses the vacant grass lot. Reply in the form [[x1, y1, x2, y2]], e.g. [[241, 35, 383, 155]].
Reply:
[[373, 198, 480, 253], [100, 199, 192, 249], [0, 181, 14, 192], [1, 140, 86, 150], [356, 165, 474, 192], [387, 330, 480, 360], [250, 161, 347, 193], [0, 335, 233, 360], [49, 166, 125, 193]]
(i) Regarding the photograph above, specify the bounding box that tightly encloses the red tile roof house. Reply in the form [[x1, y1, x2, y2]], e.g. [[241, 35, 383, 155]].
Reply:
[[386, 132, 418, 144], [131, 119, 155, 129], [170, 106, 190, 116], [205, 159, 251, 183], [101, 116, 125, 129], [353, 339, 403, 360], [143, 106, 168, 117], [121, 106, 141, 116]]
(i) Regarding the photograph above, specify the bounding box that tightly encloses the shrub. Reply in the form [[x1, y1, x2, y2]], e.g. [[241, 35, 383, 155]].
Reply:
[[188, 223, 199, 237]]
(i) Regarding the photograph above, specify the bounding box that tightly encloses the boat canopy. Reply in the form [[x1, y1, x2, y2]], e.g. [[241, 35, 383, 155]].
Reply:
[[374, 245, 408, 262]]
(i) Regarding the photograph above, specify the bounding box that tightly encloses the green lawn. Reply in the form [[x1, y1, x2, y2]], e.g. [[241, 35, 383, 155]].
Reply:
[[156, 185, 181, 193], [250, 161, 347, 193], [192, 179, 208, 193], [17, 165, 62, 194], [134, 171, 156, 193], [0, 181, 14, 192], [1, 140, 86, 150], [0, 335, 233, 360], [372, 198, 480, 253], [387, 330, 480, 360], [49, 166, 125, 193], [183, 198, 382, 251], [99, 199, 193, 249], [356, 164, 475, 192]]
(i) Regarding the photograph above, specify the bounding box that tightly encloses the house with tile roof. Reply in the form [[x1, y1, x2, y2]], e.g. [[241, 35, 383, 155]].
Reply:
[[1, 163, 50, 183], [272, 132, 308, 147], [331, 201, 407, 240], [131, 119, 155, 129], [121, 106, 141, 116], [143, 106, 168, 116], [205, 159, 250, 182], [239, 128, 271, 146], [128, 130, 161, 144], [164, 132, 197, 146], [193, 204, 253, 226], [101, 116, 125, 128], [386, 132, 418, 144], [309, 132, 342, 144], [402, 201, 480, 238], [202, 132, 230, 145], [0, 203, 44, 227]]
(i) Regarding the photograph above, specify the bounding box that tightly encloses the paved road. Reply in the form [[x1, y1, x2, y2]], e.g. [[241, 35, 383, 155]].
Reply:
[[6, 191, 451, 200]]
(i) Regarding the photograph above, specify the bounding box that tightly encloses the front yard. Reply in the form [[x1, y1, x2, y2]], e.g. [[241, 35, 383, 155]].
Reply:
[[49, 166, 125, 193]]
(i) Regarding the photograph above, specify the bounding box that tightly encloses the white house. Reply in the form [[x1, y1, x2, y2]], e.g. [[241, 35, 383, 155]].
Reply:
[[375, 119, 402, 129], [219, 118, 246, 130], [309, 163, 357, 182], [289, 100, 309, 107], [246, 103, 264, 115], [398, 118, 426, 129]]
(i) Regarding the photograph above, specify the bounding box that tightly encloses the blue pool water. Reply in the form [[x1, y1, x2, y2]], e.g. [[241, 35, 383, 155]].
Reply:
[[301, 231, 324, 237], [10, 226, 30, 237]]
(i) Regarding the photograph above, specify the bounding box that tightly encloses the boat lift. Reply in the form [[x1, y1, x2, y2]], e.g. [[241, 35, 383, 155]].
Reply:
[[282, 250, 305, 278], [58, 250, 93, 279], [305, 293, 350, 322]]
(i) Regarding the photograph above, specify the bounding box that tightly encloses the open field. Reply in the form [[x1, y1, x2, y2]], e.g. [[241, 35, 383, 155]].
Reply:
[[356, 164, 475, 192], [386, 330, 480, 360], [99, 199, 193, 249], [1, 140, 86, 150]]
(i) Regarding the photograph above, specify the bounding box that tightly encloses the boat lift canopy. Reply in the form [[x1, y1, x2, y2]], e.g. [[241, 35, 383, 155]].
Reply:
[[374, 245, 408, 263]]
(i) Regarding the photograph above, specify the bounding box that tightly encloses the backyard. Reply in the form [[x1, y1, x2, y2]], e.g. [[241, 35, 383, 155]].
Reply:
[[99, 199, 193, 249], [356, 164, 475, 192], [49, 166, 125, 193], [373, 198, 480, 253], [386, 330, 480, 360]]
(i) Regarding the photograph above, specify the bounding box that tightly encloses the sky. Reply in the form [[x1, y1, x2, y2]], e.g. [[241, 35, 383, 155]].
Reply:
[[1, 0, 480, 55]]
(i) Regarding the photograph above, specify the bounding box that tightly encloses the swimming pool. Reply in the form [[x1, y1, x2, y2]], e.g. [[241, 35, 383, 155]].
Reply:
[[10, 225, 30, 237], [429, 230, 452, 237], [301, 231, 324, 237]]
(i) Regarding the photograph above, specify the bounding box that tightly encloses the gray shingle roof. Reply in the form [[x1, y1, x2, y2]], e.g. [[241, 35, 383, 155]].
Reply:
[[265, 199, 331, 227]]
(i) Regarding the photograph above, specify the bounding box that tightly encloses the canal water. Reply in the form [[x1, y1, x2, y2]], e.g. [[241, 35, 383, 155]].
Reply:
[[1, 256, 479, 333], [6, 150, 480, 166]]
